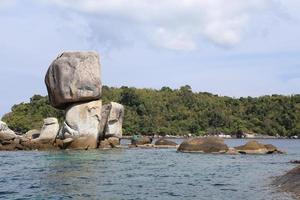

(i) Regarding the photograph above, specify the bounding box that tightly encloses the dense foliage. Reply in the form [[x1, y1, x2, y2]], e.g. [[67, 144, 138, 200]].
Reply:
[[2, 85, 300, 137]]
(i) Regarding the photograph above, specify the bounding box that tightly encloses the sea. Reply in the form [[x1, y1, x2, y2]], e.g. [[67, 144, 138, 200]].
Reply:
[[0, 139, 299, 200]]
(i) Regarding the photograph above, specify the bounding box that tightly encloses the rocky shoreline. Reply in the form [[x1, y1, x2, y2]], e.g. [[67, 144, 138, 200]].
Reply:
[[273, 165, 300, 199]]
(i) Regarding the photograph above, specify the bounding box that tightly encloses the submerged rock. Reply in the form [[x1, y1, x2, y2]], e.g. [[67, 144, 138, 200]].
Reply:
[[177, 137, 229, 153], [45, 52, 102, 109], [155, 138, 177, 146], [234, 141, 283, 154], [274, 166, 300, 198]]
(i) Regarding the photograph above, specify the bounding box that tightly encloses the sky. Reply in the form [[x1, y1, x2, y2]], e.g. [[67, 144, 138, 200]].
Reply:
[[0, 0, 300, 117]]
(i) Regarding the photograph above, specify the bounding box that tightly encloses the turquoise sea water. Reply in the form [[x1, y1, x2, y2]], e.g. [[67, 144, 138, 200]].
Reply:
[[0, 139, 299, 200]]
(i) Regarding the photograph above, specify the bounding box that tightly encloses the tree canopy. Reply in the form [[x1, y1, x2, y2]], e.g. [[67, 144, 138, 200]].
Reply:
[[2, 86, 300, 137]]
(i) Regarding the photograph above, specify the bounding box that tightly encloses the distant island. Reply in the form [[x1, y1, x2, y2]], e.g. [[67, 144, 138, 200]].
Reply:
[[2, 85, 299, 138]]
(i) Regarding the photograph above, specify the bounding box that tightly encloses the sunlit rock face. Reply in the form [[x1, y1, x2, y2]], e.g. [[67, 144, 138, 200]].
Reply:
[[38, 118, 59, 140], [45, 52, 102, 109], [104, 102, 124, 138]]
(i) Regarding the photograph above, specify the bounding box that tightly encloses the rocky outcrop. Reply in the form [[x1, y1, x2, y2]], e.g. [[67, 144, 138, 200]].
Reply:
[[155, 138, 177, 146], [234, 141, 284, 154], [38, 118, 59, 140], [104, 102, 124, 138], [274, 166, 300, 198], [177, 137, 229, 153], [45, 52, 102, 109], [1, 51, 125, 151], [61, 100, 102, 149], [0, 121, 17, 141]]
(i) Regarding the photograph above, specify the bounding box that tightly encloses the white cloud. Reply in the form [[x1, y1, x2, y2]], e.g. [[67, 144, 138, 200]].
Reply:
[[0, 0, 16, 9], [39, 0, 294, 50]]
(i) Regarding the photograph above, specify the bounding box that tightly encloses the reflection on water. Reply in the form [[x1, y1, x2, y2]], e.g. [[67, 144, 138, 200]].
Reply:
[[0, 139, 299, 200]]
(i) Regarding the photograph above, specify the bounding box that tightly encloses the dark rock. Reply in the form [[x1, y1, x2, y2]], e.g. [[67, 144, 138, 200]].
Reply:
[[274, 166, 300, 198], [131, 135, 152, 145], [155, 138, 177, 146], [290, 160, 300, 164], [45, 52, 102, 109], [99, 103, 112, 139], [177, 137, 229, 153]]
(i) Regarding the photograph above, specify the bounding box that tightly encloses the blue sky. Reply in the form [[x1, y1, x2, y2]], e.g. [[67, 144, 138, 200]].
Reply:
[[0, 0, 300, 117]]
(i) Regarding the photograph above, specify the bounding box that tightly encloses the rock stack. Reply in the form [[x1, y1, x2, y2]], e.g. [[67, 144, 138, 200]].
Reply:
[[44, 51, 124, 150], [0, 51, 124, 151]]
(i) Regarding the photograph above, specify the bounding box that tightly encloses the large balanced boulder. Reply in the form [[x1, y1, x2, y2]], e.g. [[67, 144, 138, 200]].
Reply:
[[61, 100, 102, 149], [104, 102, 124, 138], [38, 118, 59, 140], [177, 137, 229, 153], [274, 166, 300, 198], [234, 141, 283, 154], [155, 138, 177, 146], [45, 52, 102, 109]]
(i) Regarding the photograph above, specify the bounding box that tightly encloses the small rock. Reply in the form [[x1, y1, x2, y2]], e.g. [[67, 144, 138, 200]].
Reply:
[[99, 139, 112, 149], [131, 135, 152, 145], [0, 121, 17, 141], [107, 137, 120, 147], [290, 160, 300, 164], [226, 147, 239, 155]]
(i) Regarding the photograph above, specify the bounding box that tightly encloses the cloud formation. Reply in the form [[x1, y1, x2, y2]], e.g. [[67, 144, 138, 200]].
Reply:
[[42, 0, 292, 50]]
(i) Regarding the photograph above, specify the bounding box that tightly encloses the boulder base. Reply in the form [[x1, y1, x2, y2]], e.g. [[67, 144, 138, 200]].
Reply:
[[62, 100, 102, 149]]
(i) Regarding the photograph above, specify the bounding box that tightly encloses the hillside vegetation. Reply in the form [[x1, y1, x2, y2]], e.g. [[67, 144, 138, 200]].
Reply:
[[2, 85, 300, 137]]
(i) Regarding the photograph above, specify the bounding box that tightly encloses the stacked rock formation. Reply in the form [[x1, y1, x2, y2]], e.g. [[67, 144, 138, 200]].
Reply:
[[44, 51, 124, 150]]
